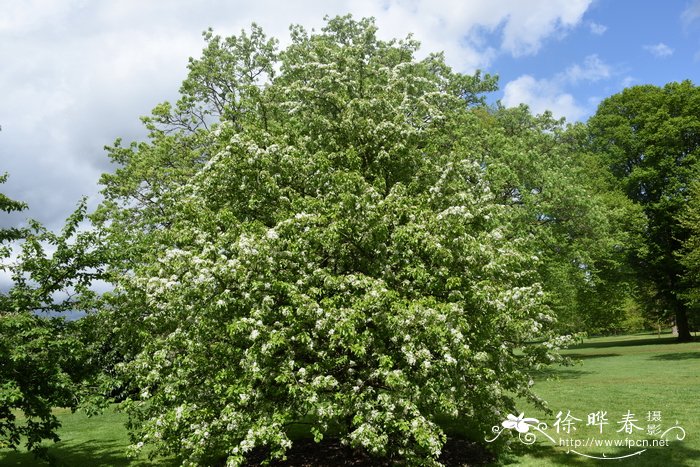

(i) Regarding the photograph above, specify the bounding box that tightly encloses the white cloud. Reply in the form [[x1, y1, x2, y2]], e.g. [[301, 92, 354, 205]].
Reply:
[[322, 0, 593, 69], [621, 76, 637, 88], [587, 96, 602, 108], [564, 54, 611, 83], [589, 22, 607, 35], [0, 0, 78, 35], [644, 42, 674, 58], [682, 0, 700, 27], [502, 75, 586, 121], [502, 54, 613, 121], [488, 0, 592, 57]]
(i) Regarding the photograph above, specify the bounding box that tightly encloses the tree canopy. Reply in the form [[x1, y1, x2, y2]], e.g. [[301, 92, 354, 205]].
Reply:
[[1, 172, 106, 457], [588, 80, 700, 341], [92, 16, 592, 465], [463, 107, 641, 334], [678, 180, 700, 329]]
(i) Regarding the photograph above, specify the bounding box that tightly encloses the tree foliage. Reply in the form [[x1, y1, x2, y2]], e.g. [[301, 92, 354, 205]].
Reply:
[[94, 17, 583, 466], [463, 107, 641, 334], [678, 180, 700, 328], [588, 81, 700, 341], [0, 175, 104, 457]]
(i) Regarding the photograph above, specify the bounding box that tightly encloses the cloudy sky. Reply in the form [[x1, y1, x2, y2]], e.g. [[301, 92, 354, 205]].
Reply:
[[1, 0, 699, 232]]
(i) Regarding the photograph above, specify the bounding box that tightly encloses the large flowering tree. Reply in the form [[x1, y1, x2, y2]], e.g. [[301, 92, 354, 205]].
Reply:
[[97, 16, 573, 466]]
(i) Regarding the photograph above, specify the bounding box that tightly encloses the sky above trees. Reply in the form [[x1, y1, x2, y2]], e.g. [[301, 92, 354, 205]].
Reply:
[[0, 0, 698, 238]]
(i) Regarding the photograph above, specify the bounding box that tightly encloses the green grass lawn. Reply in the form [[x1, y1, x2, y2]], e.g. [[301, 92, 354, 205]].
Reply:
[[501, 331, 700, 466], [0, 407, 175, 466], [2, 331, 698, 466]]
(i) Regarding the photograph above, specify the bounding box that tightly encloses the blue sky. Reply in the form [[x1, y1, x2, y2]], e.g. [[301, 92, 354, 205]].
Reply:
[[0, 0, 699, 239], [495, 0, 700, 120]]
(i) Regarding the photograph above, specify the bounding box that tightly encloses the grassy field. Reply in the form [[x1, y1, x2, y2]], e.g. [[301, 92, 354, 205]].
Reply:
[[1, 331, 698, 466], [0, 406, 176, 467], [502, 331, 700, 466]]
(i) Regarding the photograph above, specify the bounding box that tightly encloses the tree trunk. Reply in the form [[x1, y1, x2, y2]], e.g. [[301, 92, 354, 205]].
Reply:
[[675, 302, 693, 342]]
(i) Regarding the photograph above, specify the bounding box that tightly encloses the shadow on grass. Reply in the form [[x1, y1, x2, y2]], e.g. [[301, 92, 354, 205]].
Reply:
[[649, 351, 700, 361], [504, 437, 700, 466], [244, 436, 494, 466], [567, 336, 682, 350], [565, 353, 621, 360], [531, 367, 594, 380], [0, 440, 177, 467]]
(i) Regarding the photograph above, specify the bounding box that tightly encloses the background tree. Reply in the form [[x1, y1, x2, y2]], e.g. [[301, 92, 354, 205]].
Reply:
[[588, 81, 700, 341], [0, 176, 104, 457], [678, 179, 700, 330], [459, 106, 641, 334], [96, 16, 575, 466]]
